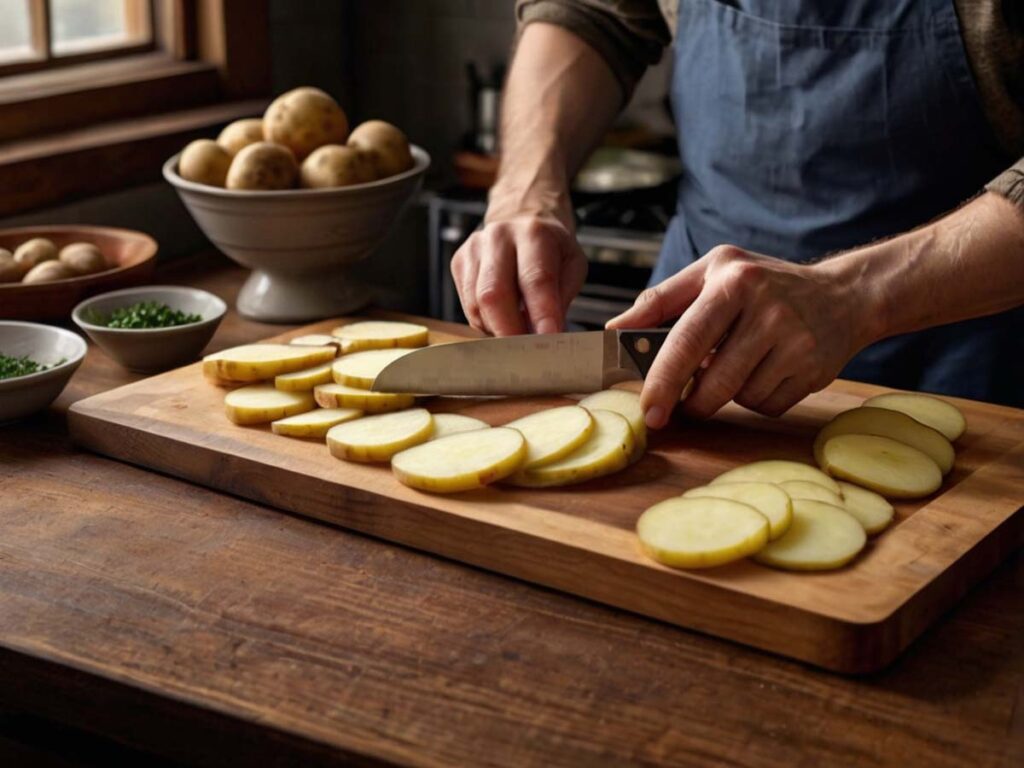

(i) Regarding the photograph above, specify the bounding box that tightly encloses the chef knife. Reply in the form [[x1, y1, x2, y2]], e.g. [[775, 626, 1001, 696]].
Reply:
[[371, 329, 670, 396]]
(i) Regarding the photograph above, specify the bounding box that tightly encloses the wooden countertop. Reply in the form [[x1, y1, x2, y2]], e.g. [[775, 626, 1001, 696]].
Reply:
[[1, 256, 1022, 767]]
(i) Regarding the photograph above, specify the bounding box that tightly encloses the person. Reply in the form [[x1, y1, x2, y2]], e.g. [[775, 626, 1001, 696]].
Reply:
[[451, 1, 1024, 429]]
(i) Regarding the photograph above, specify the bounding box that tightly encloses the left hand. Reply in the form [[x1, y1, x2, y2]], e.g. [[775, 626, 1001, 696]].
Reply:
[[607, 244, 875, 428]]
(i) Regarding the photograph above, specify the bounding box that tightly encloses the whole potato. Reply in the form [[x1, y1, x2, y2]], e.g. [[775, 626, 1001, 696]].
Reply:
[[217, 118, 264, 157], [13, 237, 58, 269], [23, 260, 74, 284], [226, 142, 299, 190], [347, 120, 413, 178], [263, 87, 348, 161], [59, 242, 108, 275], [0, 249, 22, 283], [179, 139, 232, 187], [300, 145, 375, 189]]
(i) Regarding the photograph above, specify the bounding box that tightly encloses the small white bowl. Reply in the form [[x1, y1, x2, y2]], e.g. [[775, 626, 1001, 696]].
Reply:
[[0, 321, 87, 423], [72, 285, 226, 373]]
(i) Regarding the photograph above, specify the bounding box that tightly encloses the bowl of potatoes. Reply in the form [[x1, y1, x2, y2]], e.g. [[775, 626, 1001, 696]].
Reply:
[[164, 86, 430, 323]]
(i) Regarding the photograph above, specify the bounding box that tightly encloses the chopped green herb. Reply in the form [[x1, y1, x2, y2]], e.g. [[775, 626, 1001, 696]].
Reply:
[[0, 353, 64, 380], [91, 301, 202, 329]]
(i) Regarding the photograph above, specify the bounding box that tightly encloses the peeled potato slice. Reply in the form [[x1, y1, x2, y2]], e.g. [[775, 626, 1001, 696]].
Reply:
[[637, 497, 769, 569], [393, 427, 527, 493], [754, 499, 866, 571], [578, 389, 646, 460], [504, 405, 595, 469], [224, 384, 315, 425], [314, 383, 415, 413], [290, 334, 342, 350], [814, 406, 954, 474], [429, 413, 489, 440], [327, 408, 433, 462], [836, 481, 895, 535], [275, 362, 334, 391], [271, 407, 362, 438], [682, 481, 792, 540], [330, 320, 429, 353], [712, 460, 840, 495], [332, 348, 415, 389], [777, 479, 844, 507], [863, 392, 966, 441], [204, 344, 335, 382], [508, 409, 633, 488], [820, 434, 942, 499]]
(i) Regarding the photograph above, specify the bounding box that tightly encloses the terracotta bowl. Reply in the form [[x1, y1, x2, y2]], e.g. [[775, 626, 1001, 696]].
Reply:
[[0, 225, 158, 321]]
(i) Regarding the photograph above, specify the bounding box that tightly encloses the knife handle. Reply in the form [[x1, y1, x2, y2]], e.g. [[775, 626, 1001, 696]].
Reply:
[[617, 329, 671, 378]]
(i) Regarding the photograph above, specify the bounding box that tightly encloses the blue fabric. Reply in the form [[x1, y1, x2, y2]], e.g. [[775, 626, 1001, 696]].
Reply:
[[656, 0, 1022, 405]]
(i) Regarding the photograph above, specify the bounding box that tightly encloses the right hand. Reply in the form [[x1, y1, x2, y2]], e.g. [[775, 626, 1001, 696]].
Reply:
[[451, 213, 588, 335]]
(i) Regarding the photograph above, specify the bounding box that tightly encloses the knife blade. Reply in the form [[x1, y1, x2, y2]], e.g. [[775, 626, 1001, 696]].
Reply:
[[371, 329, 670, 396]]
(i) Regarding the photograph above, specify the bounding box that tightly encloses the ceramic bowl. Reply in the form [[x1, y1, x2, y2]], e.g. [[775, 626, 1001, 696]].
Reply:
[[72, 285, 226, 373], [0, 226, 158, 321], [163, 146, 430, 324], [0, 321, 87, 423]]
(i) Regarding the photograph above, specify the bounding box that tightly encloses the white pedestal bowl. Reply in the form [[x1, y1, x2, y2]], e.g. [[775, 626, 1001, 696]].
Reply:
[[164, 146, 429, 323]]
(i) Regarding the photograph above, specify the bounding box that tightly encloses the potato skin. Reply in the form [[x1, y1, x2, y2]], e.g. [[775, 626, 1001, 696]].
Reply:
[[347, 120, 413, 178], [300, 145, 374, 189], [59, 242, 108, 275], [0, 249, 23, 283], [13, 237, 58, 269], [263, 87, 348, 161], [217, 118, 264, 157], [226, 142, 299, 190], [23, 260, 74, 284], [179, 139, 232, 187]]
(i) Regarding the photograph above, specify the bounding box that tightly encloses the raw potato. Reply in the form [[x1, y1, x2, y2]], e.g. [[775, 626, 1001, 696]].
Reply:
[[429, 413, 489, 440], [217, 118, 264, 157], [754, 499, 866, 571], [22, 260, 74, 283], [504, 405, 595, 469], [392, 427, 527, 493], [814, 406, 954, 474], [179, 139, 232, 187], [13, 237, 57, 270], [203, 344, 336, 382], [777, 479, 844, 507], [224, 384, 315, 425], [637, 496, 769, 569], [682, 481, 792, 540], [578, 388, 647, 460], [326, 408, 433, 462], [507, 409, 633, 488], [712, 459, 841, 495], [290, 334, 342, 350], [820, 434, 942, 499], [314, 382, 415, 413], [275, 362, 335, 391], [263, 86, 349, 161], [836, 481, 895, 535], [59, 242, 107, 275], [226, 142, 299, 191], [863, 392, 966, 442], [331, 348, 416, 389], [330, 321, 429, 352], [272, 407, 362, 438], [347, 120, 413, 178], [0, 250, 22, 283], [300, 145, 374, 188]]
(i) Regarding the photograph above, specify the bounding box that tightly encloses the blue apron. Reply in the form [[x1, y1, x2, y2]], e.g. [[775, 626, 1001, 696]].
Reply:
[[655, 0, 1023, 406]]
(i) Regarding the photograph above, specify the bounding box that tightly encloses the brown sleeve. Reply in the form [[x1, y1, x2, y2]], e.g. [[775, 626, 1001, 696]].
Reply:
[[985, 158, 1024, 209], [516, 0, 670, 105]]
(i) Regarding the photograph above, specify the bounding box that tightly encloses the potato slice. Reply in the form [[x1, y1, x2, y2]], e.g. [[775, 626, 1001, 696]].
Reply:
[[290, 334, 342, 350], [754, 499, 866, 571], [863, 392, 966, 442], [637, 497, 769, 569], [224, 384, 315, 425], [712, 460, 840, 495], [820, 434, 942, 499], [393, 427, 527, 493], [504, 405, 595, 469], [332, 348, 415, 389], [813, 406, 954, 474], [507, 409, 633, 488], [429, 413, 489, 440], [327, 408, 433, 462], [271, 407, 362, 438], [777, 479, 844, 507], [314, 383, 415, 413], [204, 344, 336, 382], [578, 388, 646, 460], [330, 320, 429, 353], [275, 362, 334, 391], [836, 481, 895, 535], [682, 481, 792, 540]]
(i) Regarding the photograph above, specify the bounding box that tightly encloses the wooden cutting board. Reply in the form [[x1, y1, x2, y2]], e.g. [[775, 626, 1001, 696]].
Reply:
[[67, 315, 1024, 673]]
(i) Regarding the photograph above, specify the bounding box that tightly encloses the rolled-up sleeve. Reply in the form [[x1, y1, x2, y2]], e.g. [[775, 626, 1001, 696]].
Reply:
[[986, 158, 1024, 210]]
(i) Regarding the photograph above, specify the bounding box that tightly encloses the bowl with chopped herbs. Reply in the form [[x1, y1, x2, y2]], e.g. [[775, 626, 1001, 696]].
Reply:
[[0, 321, 87, 423], [72, 285, 226, 372]]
